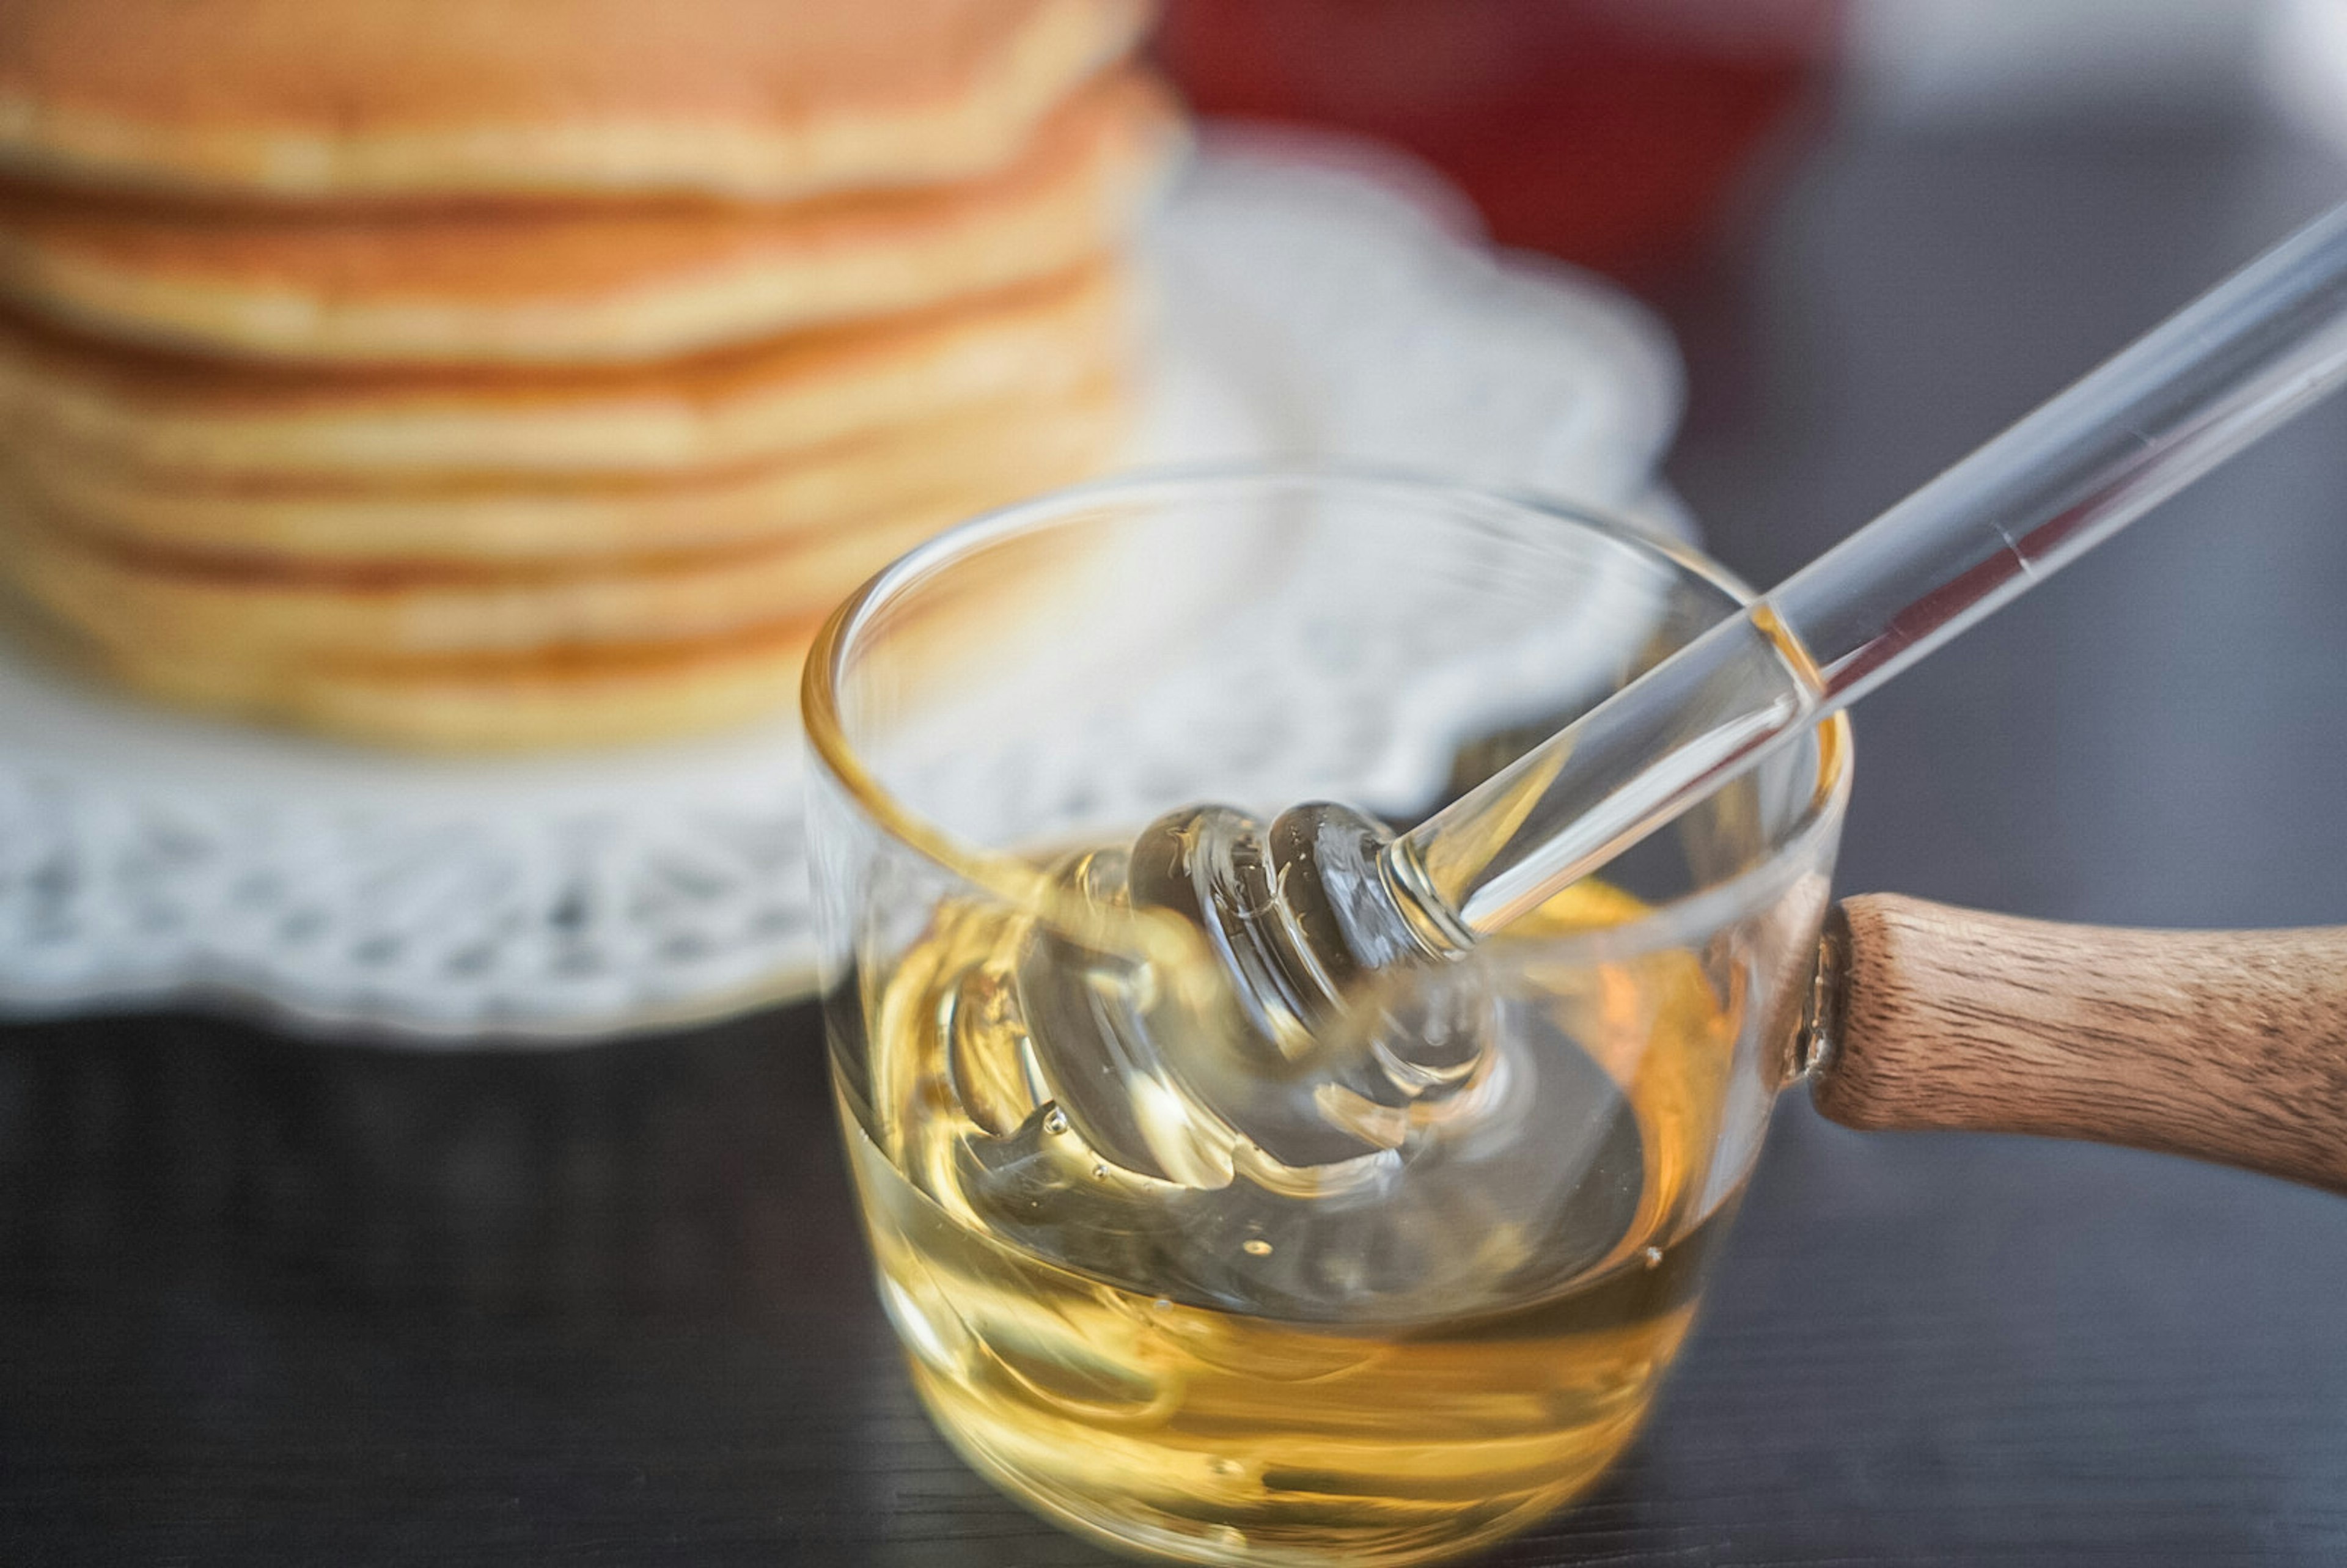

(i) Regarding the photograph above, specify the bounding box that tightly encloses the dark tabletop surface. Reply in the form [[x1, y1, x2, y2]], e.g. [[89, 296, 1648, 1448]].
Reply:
[[6, 111, 2347, 1567]]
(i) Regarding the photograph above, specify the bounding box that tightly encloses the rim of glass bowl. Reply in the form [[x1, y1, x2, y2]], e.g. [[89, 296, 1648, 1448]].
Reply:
[[803, 465, 1852, 969]]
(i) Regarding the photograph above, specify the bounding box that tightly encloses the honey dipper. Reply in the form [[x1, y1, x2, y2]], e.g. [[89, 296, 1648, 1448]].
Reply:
[[1019, 200, 2347, 1194]]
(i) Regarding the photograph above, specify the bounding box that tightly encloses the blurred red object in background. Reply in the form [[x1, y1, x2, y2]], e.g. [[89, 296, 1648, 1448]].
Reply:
[[1155, 0, 1842, 279]]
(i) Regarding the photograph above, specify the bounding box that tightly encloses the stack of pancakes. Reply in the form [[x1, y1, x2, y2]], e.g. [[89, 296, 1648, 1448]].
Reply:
[[0, 0, 1172, 749]]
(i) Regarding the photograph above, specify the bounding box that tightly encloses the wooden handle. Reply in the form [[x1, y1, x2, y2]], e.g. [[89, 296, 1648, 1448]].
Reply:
[[1808, 894, 2347, 1194]]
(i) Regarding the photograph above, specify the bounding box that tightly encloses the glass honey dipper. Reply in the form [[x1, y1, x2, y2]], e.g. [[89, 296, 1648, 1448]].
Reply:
[[1004, 200, 2347, 1189]]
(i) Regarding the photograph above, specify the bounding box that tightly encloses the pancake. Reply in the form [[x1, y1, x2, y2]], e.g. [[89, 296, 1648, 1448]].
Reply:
[[0, 261, 1129, 483], [0, 332, 1131, 561], [1, 378, 1127, 653], [87, 617, 828, 752], [0, 0, 1149, 200], [0, 70, 1180, 365], [9, 499, 967, 658], [3, 370, 1126, 561]]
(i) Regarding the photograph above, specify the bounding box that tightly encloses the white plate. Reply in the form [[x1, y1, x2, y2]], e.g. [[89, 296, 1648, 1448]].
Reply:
[[0, 131, 1687, 1044]]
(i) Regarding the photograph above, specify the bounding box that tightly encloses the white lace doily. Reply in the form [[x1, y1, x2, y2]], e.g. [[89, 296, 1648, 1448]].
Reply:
[[0, 131, 1688, 1043]]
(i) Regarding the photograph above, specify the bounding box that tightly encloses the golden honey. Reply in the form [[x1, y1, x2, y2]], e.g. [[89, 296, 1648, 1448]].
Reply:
[[836, 876, 1746, 1566]]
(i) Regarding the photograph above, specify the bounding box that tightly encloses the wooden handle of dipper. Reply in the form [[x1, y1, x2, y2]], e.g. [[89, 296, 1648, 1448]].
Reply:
[[1807, 894, 2347, 1195]]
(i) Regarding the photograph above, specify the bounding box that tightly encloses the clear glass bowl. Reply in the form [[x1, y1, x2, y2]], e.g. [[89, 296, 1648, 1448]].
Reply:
[[804, 471, 1851, 1567]]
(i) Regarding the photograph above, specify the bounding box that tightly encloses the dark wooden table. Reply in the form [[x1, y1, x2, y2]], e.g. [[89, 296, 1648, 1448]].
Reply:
[[7, 114, 2347, 1567]]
